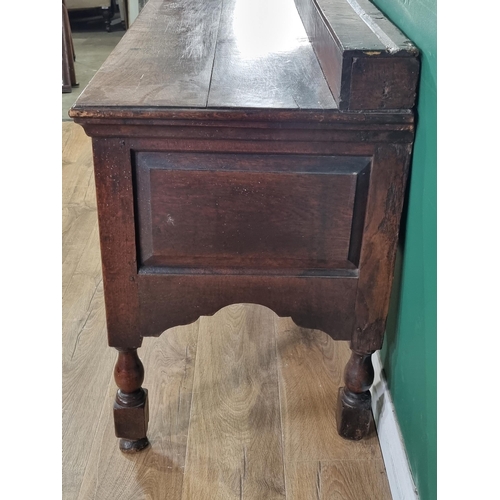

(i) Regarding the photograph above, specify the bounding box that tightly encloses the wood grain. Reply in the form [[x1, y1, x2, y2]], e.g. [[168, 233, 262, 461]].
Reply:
[[294, 0, 419, 109], [74, 0, 224, 108], [92, 137, 142, 348], [73, 0, 337, 111], [62, 122, 115, 498], [63, 121, 392, 499], [286, 460, 391, 499], [275, 317, 382, 462], [75, 325, 200, 500], [69, 0, 419, 115], [207, 0, 336, 109], [181, 304, 286, 500], [352, 144, 412, 353], [137, 274, 358, 341], [135, 151, 367, 271], [62, 123, 96, 298], [63, 122, 200, 499], [305, 0, 386, 50]]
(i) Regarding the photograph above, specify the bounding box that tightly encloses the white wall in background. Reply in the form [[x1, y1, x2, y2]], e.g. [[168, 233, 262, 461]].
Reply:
[[127, 0, 149, 26]]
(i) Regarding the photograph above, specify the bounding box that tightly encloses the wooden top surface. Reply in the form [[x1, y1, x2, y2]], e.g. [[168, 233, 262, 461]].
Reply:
[[70, 0, 419, 118], [71, 0, 337, 113], [309, 0, 415, 52]]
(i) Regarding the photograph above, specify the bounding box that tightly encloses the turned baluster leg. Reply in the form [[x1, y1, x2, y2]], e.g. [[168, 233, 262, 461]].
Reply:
[[337, 349, 374, 440], [113, 348, 150, 452]]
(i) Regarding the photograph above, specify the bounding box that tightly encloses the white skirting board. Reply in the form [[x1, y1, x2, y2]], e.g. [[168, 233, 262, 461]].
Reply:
[[370, 352, 419, 500]]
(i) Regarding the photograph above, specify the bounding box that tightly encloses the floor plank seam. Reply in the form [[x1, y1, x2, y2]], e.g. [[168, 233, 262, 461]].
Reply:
[[178, 321, 201, 498], [273, 317, 289, 499], [316, 460, 322, 500], [70, 278, 103, 360]]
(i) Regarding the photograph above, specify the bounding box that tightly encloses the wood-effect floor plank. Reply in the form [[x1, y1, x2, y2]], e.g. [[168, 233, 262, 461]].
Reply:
[[286, 459, 391, 500], [276, 317, 382, 463], [181, 304, 286, 500], [275, 317, 391, 499], [62, 122, 117, 499], [76, 324, 200, 500], [62, 122, 98, 299]]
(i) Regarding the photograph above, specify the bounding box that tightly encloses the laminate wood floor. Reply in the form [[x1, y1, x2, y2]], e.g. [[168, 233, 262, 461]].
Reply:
[[62, 121, 392, 500]]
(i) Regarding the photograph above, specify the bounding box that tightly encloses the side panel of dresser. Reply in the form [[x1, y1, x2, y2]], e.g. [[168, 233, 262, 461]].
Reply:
[[87, 119, 413, 353]]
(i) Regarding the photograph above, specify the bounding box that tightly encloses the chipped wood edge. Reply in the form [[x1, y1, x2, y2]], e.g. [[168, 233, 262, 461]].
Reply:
[[371, 352, 419, 500]]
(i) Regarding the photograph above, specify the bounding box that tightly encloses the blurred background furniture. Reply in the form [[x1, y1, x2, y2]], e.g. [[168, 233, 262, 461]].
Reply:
[[66, 0, 117, 31], [62, 0, 78, 93]]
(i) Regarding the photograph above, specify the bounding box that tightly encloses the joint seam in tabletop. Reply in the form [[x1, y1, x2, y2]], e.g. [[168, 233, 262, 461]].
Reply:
[[205, 0, 225, 108]]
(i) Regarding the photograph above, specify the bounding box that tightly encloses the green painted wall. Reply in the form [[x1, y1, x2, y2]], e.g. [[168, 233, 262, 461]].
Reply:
[[370, 1, 437, 499]]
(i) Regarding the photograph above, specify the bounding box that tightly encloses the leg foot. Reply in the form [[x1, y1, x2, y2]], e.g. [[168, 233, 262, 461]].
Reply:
[[337, 349, 374, 440], [337, 387, 372, 440], [113, 349, 150, 452], [119, 437, 150, 453]]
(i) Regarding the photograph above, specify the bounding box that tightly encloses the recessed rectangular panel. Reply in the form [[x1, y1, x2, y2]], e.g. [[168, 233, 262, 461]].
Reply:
[[135, 152, 370, 273]]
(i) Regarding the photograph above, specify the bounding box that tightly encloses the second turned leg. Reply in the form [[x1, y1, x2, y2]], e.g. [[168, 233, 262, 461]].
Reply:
[[113, 348, 150, 452], [337, 349, 374, 440]]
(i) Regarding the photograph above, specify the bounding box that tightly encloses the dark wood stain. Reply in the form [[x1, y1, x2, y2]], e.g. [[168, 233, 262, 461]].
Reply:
[[135, 152, 369, 272], [74, 0, 224, 108], [294, 0, 419, 110], [136, 274, 358, 341], [207, 0, 336, 109], [70, 0, 420, 449]]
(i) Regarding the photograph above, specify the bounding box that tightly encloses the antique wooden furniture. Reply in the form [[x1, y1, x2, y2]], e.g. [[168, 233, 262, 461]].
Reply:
[[70, 0, 419, 452], [62, 0, 78, 93], [66, 0, 117, 31]]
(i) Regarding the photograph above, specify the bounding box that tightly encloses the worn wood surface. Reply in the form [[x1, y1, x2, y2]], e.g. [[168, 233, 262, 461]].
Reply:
[[137, 274, 358, 342], [207, 0, 335, 109], [85, 118, 413, 348], [181, 304, 286, 500], [73, 0, 337, 111], [63, 122, 392, 499], [70, 107, 414, 125], [70, 0, 419, 114], [294, 0, 419, 109], [68, 0, 417, 452], [91, 137, 142, 348], [352, 144, 412, 353], [113, 348, 150, 451], [135, 152, 369, 271], [72, 0, 223, 108], [286, 459, 392, 499]]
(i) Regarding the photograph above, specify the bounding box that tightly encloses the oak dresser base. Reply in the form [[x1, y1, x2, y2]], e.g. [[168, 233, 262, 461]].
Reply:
[[69, 0, 419, 452]]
